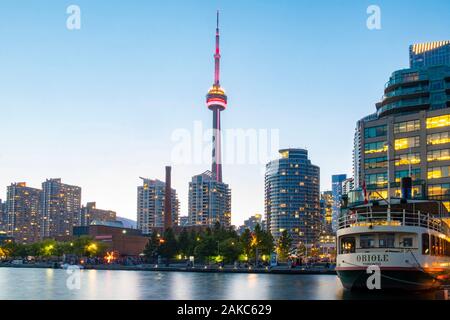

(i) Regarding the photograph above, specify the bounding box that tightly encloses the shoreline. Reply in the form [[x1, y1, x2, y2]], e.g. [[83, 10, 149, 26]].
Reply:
[[0, 263, 337, 275]]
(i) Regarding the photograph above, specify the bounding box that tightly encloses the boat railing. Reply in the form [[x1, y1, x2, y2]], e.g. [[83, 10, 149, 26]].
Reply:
[[338, 210, 449, 234]]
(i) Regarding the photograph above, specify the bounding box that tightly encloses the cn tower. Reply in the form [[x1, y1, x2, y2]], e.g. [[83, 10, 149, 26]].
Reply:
[[206, 11, 227, 183]]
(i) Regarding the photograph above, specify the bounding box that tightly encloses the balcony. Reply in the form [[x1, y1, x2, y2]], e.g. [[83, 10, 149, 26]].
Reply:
[[377, 97, 430, 117], [338, 210, 448, 234]]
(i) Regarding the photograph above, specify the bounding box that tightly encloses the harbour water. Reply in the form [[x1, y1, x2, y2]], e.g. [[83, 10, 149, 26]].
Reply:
[[0, 268, 448, 300]]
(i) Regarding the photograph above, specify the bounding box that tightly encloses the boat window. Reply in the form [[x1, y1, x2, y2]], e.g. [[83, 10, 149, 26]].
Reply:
[[340, 237, 355, 254], [431, 235, 437, 256], [379, 234, 395, 248], [422, 233, 430, 255], [360, 235, 376, 248], [402, 237, 413, 247]]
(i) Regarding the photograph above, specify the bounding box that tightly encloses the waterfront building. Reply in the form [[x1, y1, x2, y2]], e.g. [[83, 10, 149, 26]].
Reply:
[[331, 174, 347, 232], [265, 148, 321, 246], [320, 191, 333, 235], [188, 171, 231, 227], [6, 182, 42, 244], [73, 222, 148, 257], [410, 41, 450, 69], [80, 202, 116, 226], [353, 41, 450, 209], [137, 178, 179, 235], [41, 178, 81, 239]]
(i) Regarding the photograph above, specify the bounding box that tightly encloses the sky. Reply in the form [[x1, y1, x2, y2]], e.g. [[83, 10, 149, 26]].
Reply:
[[1, 0, 450, 226]]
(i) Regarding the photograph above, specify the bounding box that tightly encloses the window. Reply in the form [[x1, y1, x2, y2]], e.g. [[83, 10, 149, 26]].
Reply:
[[395, 153, 421, 166], [364, 156, 387, 169], [427, 131, 450, 145], [428, 166, 450, 179], [426, 115, 450, 129], [395, 168, 421, 182], [430, 80, 444, 90], [422, 233, 430, 255], [428, 183, 450, 198], [402, 237, 413, 247], [379, 234, 395, 248], [364, 141, 387, 154], [365, 125, 387, 138], [360, 235, 376, 249], [365, 173, 388, 187], [340, 237, 355, 254], [394, 136, 420, 150], [394, 120, 420, 134], [427, 149, 450, 162]]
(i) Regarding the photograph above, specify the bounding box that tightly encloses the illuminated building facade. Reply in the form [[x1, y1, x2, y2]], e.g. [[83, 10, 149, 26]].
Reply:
[[80, 202, 116, 226], [6, 183, 42, 244], [331, 174, 346, 232], [188, 171, 231, 227], [137, 178, 179, 235], [41, 178, 81, 239], [320, 191, 333, 235], [353, 42, 450, 209], [265, 149, 321, 246]]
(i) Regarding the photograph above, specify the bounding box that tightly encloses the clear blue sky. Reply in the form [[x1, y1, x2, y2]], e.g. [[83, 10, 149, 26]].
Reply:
[[1, 0, 449, 225]]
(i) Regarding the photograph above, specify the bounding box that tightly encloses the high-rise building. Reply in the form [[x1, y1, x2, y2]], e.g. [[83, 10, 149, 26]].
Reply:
[[179, 216, 190, 227], [188, 171, 231, 227], [341, 177, 355, 196], [6, 183, 42, 244], [41, 178, 81, 239], [353, 42, 450, 209], [137, 178, 179, 235], [265, 149, 321, 246], [243, 213, 263, 231], [320, 191, 333, 235], [410, 41, 450, 69], [0, 199, 6, 232], [80, 202, 116, 226], [331, 174, 347, 232]]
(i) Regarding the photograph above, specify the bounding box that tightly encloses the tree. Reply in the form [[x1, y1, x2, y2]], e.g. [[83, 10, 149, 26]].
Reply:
[[276, 230, 292, 262], [239, 228, 252, 258], [159, 228, 178, 260], [219, 238, 241, 263], [194, 237, 217, 262], [177, 228, 191, 257], [143, 232, 160, 261]]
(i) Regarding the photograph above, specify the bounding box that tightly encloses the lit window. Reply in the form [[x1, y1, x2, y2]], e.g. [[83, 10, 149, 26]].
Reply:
[[394, 136, 420, 150], [426, 115, 450, 129]]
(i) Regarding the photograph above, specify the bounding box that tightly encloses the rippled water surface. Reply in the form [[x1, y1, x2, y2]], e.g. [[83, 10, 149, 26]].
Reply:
[[0, 268, 448, 300]]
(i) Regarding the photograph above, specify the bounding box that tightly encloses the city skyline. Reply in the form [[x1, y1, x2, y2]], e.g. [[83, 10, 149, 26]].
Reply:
[[1, 1, 450, 225]]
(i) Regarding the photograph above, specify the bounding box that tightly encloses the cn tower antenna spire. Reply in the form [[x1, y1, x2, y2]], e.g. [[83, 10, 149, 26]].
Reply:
[[214, 10, 221, 86]]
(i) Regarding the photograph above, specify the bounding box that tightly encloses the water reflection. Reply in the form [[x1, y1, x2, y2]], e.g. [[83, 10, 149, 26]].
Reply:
[[0, 268, 447, 300]]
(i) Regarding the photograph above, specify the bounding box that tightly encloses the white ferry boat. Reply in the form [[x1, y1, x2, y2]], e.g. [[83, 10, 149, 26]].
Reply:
[[336, 186, 450, 291]]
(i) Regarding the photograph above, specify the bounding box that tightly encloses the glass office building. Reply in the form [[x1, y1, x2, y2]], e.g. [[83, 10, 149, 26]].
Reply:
[[354, 42, 450, 209], [265, 149, 321, 246], [331, 174, 347, 232], [410, 41, 450, 69]]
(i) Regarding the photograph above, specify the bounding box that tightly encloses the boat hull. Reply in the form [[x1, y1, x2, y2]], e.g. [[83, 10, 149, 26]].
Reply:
[[336, 267, 446, 291]]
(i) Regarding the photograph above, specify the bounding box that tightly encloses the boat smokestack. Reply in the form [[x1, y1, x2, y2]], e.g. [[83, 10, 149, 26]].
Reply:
[[401, 177, 412, 201]]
